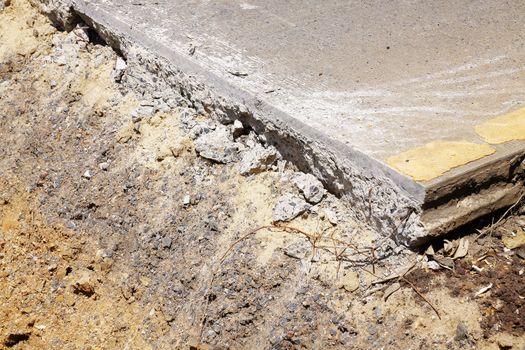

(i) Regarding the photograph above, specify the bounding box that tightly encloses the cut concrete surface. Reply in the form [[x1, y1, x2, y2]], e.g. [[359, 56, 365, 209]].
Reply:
[[31, 0, 525, 245]]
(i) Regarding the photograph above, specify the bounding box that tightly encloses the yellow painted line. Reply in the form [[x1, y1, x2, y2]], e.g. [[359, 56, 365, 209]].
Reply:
[[475, 107, 525, 144], [387, 141, 495, 182]]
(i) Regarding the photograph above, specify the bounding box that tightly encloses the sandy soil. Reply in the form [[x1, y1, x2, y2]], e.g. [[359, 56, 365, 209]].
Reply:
[[0, 1, 524, 349]]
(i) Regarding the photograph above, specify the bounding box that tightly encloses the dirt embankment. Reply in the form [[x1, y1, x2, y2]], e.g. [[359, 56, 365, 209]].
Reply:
[[0, 1, 524, 349]]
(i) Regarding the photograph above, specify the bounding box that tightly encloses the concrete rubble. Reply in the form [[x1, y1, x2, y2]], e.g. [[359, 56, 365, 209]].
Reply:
[[231, 119, 244, 138], [273, 193, 311, 222], [292, 172, 326, 204], [238, 143, 279, 176], [194, 125, 242, 164]]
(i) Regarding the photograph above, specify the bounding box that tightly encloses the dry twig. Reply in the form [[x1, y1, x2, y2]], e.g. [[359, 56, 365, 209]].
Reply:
[[400, 276, 442, 319], [366, 260, 441, 319], [198, 222, 385, 341]]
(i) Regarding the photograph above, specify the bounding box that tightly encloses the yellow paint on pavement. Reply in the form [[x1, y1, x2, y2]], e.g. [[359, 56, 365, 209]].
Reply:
[[475, 107, 525, 144], [387, 141, 495, 182]]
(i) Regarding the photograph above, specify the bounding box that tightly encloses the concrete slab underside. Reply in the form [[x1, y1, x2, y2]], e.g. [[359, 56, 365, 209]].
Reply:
[[32, 0, 525, 245]]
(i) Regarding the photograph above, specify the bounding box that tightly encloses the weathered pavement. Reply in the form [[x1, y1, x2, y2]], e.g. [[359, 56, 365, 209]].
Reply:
[[31, 0, 525, 245]]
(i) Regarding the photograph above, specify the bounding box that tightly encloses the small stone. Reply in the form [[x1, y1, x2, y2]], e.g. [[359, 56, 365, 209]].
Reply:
[[96, 249, 113, 259], [194, 126, 241, 163], [495, 334, 520, 349], [373, 306, 382, 320], [340, 332, 352, 345], [338, 271, 360, 292], [232, 119, 244, 138], [67, 221, 77, 230], [98, 162, 109, 171], [115, 57, 127, 71], [113, 57, 127, 82], [238, 144, 279, 175], [72, 282, 95, 297], [426, 260, 441, 270], [183, 195, 191, 206], [50, 80, 57, 88], [214, 109, 234, 124], [292, 172, 326, 204], [273, 194, 310, 222], [135, 105, 154, 118], [160, 237, 172, 249], [82, 170, 92, 179], [454, 322, 469, 341]]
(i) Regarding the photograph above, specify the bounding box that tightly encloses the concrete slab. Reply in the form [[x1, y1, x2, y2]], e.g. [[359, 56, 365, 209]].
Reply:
[[31, 0, 525, 245]]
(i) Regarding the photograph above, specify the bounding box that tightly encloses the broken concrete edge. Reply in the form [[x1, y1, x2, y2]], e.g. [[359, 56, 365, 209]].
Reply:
[[424, 141, 525, 206], [29, 0, 522, 247], [422, 147, 525, 238], [27, 0, 79, 30]]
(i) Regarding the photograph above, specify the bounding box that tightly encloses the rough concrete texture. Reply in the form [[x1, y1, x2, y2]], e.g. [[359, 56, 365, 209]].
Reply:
[[29, 0, 525, 245]]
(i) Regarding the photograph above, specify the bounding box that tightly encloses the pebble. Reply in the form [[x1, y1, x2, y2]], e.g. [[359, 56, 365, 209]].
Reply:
[[160, 237, 172, 249], [82, 170, 92, 179], [340, 332, 352, 345], [98, 162, 110, 171], [135, 105, 155, 118], [238, 144, 279, 175], [231, 119, 244, 138], [292, 172, 326, 204], [67, 221, 77, 230], [373, 306, 383, 322], [273, 193, 310, 222], [194, 126, 241, 164], [426, 260, 441, 270], [183, 195, 191, 206], [454, 322, 469, 341], [367, 324, 377, 335], [96, 249, 113, 259], [115, 57, 127, 71], [113, 57, 127, 82]]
